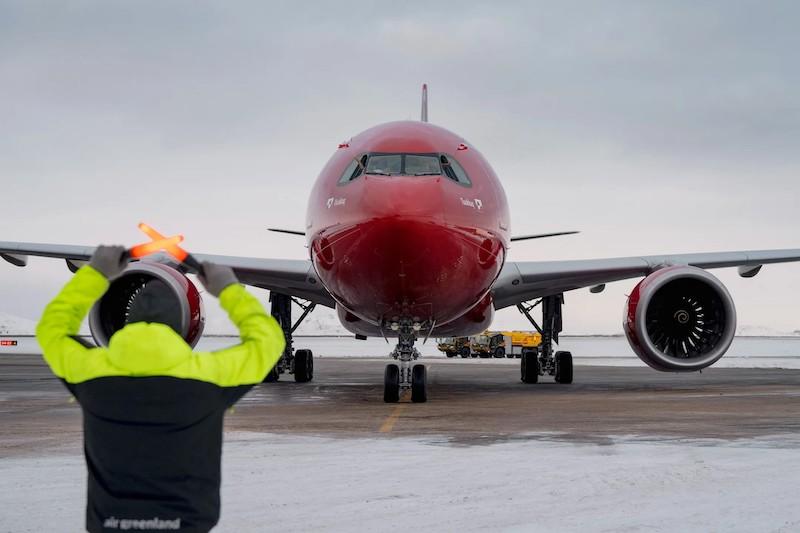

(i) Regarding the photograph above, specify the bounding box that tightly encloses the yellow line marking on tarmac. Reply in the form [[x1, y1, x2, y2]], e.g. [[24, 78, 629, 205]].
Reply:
[[379, 390, 411, 433], [378, 364, 432, 433]]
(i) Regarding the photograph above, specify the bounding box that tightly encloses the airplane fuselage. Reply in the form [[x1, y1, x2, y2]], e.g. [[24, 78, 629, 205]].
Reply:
[[306, 121, 510, 337]]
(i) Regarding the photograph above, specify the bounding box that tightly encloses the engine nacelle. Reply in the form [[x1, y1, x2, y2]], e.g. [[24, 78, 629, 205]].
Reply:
[[624, 266, 736, 372], [89, 263, 205, 347]]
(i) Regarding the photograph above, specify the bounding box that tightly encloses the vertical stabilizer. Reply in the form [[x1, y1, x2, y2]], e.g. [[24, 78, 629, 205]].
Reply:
[[421, 83, 428, 122]]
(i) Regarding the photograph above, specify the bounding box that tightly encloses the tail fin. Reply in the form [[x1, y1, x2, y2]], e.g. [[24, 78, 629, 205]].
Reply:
[[421, 83, 428, 122]]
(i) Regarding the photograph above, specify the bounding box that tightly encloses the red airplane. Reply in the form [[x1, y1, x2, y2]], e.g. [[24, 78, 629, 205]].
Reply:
[[3, 85, 800, 403]]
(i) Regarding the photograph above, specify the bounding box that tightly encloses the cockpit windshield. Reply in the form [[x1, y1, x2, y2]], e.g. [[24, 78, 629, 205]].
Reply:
[[365, 154, 402, 175], [339, 152, 471, 185], [404, 155, 441, 175], [365, 154, 441, 176]]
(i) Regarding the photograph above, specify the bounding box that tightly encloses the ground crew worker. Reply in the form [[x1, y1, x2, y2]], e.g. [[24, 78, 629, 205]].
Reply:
[[35, 245, 285, 532]]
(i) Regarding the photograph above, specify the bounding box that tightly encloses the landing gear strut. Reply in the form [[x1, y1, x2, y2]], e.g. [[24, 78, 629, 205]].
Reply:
[[384, 318, 428, 403], [517, 294, 573, 384], [268, 293, 317, 383]]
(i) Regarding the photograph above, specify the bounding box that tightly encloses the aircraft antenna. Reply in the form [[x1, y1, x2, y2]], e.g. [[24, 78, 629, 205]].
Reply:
[[421, 83, 428, 122]]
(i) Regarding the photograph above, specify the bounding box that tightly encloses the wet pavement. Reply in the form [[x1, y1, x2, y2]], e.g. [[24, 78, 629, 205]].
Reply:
[[2, 354, 799, 456]]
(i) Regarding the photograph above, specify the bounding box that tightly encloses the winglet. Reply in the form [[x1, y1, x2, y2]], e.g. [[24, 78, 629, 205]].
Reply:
[[421, 83, 428, 123]]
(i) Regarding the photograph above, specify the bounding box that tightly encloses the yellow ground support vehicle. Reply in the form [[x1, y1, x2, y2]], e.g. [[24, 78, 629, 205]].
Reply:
[[436, 336, 471, 358], [439, 331, 542, 359], [470, 331, 506, 358], [500, 331, 542, 358]]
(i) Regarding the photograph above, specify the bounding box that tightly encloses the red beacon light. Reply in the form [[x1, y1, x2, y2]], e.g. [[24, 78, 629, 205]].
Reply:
[[457, 143, 468, 151], [337, 141, 350, 149]]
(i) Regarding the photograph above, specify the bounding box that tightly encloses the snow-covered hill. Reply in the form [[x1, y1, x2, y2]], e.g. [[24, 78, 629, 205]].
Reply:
[[0, 313, 38, 335], [293, 307, 348, 336]]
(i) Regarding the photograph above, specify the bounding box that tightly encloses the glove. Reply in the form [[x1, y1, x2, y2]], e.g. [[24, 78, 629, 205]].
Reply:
[[89, 245, 129, 280], [198, 262, 238, 297]]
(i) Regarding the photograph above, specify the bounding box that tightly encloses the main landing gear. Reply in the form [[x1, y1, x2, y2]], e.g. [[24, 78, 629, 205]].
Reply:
[[267, 293, 317, 383], [517, 293, 573, 384], [383, 318, 428, 403]]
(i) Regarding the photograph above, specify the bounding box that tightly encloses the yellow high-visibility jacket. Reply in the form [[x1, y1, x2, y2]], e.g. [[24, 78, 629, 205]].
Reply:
[[36, 265, 286, 533], [37, 265, 285, 386]]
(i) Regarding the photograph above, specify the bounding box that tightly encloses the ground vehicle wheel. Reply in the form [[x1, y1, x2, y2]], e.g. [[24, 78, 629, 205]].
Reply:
[[479, 351, 492, 358], [555, 351, 573, 384], [521, 349, 539, 383], [411, 364, 427, 403], [470, 351, 479, 358], [384, 364, 400, 403], [459, 347, 471, 358], [263, 365, 280, 382], [294, 349, 313, 382], [494, 346, 505, 358], [446, 351, 456, 358]]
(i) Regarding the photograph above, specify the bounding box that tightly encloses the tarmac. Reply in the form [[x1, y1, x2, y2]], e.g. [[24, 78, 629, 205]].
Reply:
[[2, 354, 799, 457]]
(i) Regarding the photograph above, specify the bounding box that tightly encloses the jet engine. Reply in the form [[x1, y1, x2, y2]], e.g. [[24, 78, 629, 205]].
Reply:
[[624, 266, 736, 372], [88, 263, 204, 347]]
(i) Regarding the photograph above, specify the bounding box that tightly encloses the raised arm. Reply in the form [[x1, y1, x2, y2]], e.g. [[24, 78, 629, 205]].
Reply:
[[193, 265, 286, 387], [35, 266, 109, 378]]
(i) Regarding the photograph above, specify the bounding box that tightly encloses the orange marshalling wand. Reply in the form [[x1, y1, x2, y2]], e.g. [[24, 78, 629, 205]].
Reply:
[[136, 222, 190, 262], [125, 223, 204, 275], [128, 235, 184, 259]]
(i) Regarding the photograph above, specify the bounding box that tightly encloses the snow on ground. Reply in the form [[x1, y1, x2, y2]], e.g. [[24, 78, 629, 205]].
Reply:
[[2, 432, 799, 532]]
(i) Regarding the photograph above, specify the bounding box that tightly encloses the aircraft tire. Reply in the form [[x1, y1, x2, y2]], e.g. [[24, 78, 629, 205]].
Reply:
[[411, 364, 427, 403], [555, 351, 573, 384], [521, 349, 539, 384], [384, 364, 400, 403], [294, 349, 313, 383]]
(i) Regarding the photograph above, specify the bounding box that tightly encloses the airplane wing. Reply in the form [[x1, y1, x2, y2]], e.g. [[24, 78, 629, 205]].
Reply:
[[0, 241, 335, 308], [492, 248, 800, 309]]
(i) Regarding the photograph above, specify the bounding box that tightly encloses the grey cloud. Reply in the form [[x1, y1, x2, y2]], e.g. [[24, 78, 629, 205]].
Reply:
[[1, 1, 798, 333]]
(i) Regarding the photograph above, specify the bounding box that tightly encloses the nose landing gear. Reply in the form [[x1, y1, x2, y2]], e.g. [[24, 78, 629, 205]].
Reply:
[[384, 319, 428, 403]]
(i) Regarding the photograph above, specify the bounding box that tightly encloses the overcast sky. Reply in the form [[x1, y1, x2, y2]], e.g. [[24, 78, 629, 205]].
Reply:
[[1, 1, 799, 334]]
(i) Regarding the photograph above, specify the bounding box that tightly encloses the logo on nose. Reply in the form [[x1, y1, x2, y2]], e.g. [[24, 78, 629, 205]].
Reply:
[[326, 197, 346, 209], [460, 197, 483, 210]]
